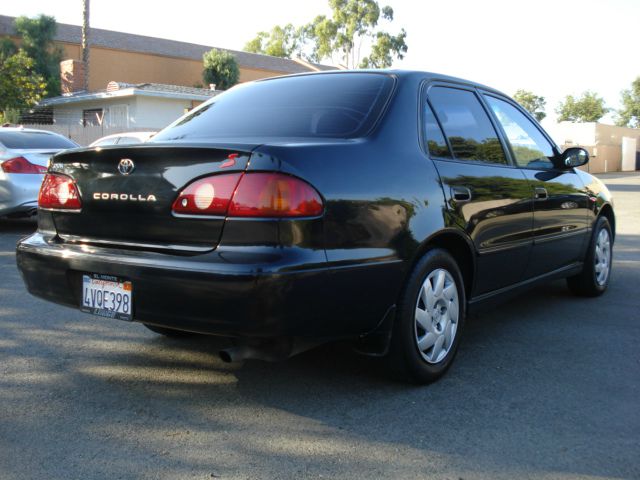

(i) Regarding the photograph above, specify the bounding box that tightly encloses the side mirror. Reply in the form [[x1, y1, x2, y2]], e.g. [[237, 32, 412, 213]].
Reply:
[[560, 147, 589, 168]]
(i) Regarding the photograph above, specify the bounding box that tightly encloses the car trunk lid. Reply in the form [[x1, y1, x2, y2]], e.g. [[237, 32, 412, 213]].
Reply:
[[48, 143, 256, 252]]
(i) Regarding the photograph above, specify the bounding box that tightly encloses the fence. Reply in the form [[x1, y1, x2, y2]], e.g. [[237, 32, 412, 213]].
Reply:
[[21, 124, 157, 147]]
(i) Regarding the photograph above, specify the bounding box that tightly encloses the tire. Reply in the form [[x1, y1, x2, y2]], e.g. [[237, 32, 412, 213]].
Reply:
[[567, 216, 613, 297], [387, 248, 466, 384], [142, 323, 194, 337]]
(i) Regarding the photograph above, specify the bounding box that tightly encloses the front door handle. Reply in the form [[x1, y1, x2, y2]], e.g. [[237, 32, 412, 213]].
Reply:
[[534, 187, 548, 200], [451, 186, 472, 202]]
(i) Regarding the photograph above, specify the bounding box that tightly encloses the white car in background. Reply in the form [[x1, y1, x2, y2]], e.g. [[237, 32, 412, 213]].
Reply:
[[90, 131, 156, 147], [0, 127, 79, 218]]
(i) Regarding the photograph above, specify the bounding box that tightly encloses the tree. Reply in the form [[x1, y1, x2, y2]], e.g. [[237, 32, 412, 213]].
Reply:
[[245, 24, 304, 58], [616, 77, 640, 128], [13, 15, 63, 97], [513, 89, 547, 121], [202, 49, 239, 90], [82, 0, 91, 91], [0, 49, 47, 119], [0, 38, 17, 57], [243, 0, 407, 69], [556, 91, 609, 123]]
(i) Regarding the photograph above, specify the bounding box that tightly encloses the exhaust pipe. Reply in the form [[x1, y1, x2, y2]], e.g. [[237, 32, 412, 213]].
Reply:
[[219, 338, 323, 363], [219, 345, 271, 363]]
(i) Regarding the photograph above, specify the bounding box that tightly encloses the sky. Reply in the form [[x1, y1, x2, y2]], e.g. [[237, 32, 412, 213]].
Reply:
[[2, 0, 638, 124]]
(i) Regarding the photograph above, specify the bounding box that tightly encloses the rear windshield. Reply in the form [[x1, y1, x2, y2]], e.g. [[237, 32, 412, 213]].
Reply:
[[152, 73, 394, 141], [0, 131, 78, 150]]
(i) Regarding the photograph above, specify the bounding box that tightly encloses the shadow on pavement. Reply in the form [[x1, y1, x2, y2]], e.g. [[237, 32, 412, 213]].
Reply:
[[1, 236, 638, 479]]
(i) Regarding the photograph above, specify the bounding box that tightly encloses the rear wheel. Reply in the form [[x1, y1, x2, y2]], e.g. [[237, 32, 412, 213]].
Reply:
[[388, 248, 466, 384], [142, 323, 194, 337], [567, 216, 612, 297]]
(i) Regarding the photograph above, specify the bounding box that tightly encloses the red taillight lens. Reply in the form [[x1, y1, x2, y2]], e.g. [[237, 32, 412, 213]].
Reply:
[[172, 172, 323, 218], [229, 173, 323, 217], [171, 173, 243, 216], [38, 174, 82, 210], [1, 156, 47, 174]]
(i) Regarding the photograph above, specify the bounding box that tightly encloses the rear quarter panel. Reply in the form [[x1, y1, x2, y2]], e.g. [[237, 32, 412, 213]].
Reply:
[[249, 74, 448, 334]]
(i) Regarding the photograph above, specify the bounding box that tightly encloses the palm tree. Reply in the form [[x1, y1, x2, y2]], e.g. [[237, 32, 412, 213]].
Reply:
[[82, 0, 90, 91]]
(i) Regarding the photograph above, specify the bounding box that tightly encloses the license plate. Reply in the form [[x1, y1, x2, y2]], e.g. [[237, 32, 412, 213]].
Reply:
[[81, 274, 133, 321]]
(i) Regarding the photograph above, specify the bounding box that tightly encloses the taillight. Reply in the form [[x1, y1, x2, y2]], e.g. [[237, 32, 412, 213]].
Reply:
[[171, 173, 243, 216], [229, 173, 323, 217], [172, 172, 323, 218], [1, 156, 47, 174], [38, 174, 82, 210]]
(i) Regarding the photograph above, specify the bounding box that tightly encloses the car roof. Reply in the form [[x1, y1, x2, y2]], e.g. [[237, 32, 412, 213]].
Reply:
[[90, 131, 157, 146], [94, 131, 156, 141], [0, 126, 63, 135], [254, 69, 510, 99]]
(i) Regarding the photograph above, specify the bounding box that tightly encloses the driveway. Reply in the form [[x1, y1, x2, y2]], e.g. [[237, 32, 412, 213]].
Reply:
[[1, 173, 638, 480]]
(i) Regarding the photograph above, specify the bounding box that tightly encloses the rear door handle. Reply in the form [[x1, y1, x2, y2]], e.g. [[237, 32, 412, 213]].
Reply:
[[534, 187, 548, 200], [451, 186, 472, 202]]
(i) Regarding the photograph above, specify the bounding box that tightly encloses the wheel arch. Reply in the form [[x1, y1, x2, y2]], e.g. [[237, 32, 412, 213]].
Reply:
[[598, 202, 616, 241], [406, 229, 476, 299]]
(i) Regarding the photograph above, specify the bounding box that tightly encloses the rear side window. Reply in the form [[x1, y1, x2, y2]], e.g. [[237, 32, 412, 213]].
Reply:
[[424, 103, 452, 158], [152, 73, 394, 141], [0, 131, 78, 150], [116, 136, 143, 145], [428, 87, 507, 165], [93, 137, 118, 147]]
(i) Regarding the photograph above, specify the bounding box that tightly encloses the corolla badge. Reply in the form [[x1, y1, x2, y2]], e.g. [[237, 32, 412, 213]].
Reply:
[[117, 158, 135, 175]]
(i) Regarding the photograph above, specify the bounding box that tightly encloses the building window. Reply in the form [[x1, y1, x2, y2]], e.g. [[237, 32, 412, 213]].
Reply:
[[83, 109, 104, 127]]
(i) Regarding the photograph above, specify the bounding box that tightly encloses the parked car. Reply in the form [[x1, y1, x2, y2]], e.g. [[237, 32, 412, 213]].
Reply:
[[0, 127, 79, 218], [90, 131, 156, 147], [16, 71, 615, 383]]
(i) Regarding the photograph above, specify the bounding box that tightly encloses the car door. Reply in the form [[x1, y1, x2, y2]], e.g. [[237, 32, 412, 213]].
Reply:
[[482, 94, 590, 278], [424, 85, 534, 296]]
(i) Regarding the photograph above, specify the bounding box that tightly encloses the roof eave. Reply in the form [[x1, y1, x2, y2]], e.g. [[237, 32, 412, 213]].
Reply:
[[39, 89, 215, 106]]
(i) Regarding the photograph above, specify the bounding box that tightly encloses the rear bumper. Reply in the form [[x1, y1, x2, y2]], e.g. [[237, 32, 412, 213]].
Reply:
[[16, 233, 402, 338]]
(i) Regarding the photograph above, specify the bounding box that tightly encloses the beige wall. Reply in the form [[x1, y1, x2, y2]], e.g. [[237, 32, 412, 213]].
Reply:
[[57, 41, 286, 91], [8, 35, 290, 92], [550, 122, 640, 174]]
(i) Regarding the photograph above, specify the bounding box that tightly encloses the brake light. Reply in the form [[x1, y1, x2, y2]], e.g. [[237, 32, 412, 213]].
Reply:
[[172, 172, 323, 218], [229, 173, 323, 217], [38, 174, 82, 210], [1, 156, 47, 174]]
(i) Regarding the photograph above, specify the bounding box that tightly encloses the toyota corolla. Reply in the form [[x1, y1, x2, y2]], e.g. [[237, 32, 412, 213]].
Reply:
[[16, 71, 615, 383]]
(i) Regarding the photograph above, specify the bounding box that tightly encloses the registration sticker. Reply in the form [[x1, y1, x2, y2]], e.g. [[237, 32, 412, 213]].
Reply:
[[81, 273, 133, 321]]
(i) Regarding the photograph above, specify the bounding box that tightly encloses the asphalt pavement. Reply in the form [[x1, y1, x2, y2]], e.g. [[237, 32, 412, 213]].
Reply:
[[1, 173, 638, 480]]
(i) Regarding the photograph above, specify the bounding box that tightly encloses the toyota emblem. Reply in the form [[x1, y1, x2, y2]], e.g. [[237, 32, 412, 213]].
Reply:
[[117, 158, 135, 175]]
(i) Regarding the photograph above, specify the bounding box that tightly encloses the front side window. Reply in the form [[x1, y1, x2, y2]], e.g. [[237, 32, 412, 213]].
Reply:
[[485, 96, 555, 169], [428, 87, 507, 165]]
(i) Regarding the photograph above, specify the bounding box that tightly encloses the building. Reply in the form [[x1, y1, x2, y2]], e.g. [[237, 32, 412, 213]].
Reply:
[[0, 14, 336, 145], [32, 81, 218, 145], [544, 121, 640, 173], [0, 14, 335, 92]]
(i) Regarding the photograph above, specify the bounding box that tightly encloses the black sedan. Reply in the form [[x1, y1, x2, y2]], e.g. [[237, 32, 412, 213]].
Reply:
[[16, 71, 615, 383]]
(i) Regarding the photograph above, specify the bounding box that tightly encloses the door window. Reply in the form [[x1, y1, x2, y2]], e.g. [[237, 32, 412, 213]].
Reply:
[[424, 103, 452, 158], [428, 87, 507, 165], [485, 96, 555, 169]]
